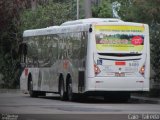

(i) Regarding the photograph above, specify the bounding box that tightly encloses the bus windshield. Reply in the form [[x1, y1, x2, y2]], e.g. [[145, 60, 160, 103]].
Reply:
[[95, 25, 145, 53]]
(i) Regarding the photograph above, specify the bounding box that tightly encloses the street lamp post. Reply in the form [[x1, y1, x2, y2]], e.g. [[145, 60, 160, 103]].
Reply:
[[84, 0, 92, 18], [77, 0, 79, 19]]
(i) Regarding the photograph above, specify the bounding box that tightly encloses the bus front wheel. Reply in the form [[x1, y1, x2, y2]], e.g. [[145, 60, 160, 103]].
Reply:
[[28, 78, 38, 97], [67, 82, 73, 101], [66, 77, 75, 101]]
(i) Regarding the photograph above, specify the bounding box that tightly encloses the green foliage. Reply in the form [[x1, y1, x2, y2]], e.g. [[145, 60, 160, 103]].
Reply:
[[92, 0, 112, 18], [117, 0, 160, 23], [20, 1, 73, 31], [65, 0, 85, 20], [0, 0, 24, 88], [150, 24, 160, 81]]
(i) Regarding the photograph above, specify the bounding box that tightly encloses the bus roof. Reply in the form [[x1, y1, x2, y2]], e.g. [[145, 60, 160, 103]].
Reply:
[[23, 18, 147, 37], [23, 18, 123, 37], [61, 18, 123, 26], [23, 24, 90, 37]]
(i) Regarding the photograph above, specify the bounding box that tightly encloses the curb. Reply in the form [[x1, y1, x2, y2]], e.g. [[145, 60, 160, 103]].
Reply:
[[131, 96, 160, 104]]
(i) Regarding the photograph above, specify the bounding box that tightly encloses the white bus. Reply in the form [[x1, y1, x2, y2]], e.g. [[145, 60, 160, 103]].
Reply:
[[20, 18, 150, 101]]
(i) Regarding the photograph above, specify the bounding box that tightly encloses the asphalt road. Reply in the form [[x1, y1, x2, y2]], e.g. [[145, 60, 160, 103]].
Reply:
[[0, 91, 160, 120]]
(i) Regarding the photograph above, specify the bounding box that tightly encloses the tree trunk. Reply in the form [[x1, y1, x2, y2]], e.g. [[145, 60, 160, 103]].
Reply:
[[31, 0, 37, 11]]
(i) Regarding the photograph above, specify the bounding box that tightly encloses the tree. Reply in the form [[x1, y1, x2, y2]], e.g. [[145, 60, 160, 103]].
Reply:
[[92, 0, 112, 18], [116, 0, 160, 23], [20, 1, 73, 31], [0, 0, 27, 88]]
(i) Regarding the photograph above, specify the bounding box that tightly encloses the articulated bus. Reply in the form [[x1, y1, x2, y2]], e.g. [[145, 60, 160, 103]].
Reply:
[[20, 18, 150, 101]]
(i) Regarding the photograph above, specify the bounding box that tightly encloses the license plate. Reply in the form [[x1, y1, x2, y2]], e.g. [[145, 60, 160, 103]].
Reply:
[[115, 72, 125, 77]]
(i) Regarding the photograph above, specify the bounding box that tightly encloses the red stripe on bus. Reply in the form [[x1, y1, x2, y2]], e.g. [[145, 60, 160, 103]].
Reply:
[[25, 68, 28, 76], [115, 61, 126, 66]]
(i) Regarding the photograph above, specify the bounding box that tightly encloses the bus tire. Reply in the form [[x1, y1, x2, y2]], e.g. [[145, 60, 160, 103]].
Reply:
[[66, 77, 74, 101], [28, 76, 38, 97], [59, 79, 67, 101]]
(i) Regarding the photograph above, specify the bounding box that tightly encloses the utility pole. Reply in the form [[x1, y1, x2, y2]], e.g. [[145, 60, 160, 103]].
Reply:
[[84, 0, 92, 18], [77, 0, 79, 19]]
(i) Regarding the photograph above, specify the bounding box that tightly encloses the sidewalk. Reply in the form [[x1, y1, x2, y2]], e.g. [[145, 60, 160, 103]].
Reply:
[[0, 89, 21, 93], [131, 96, 160, 104]]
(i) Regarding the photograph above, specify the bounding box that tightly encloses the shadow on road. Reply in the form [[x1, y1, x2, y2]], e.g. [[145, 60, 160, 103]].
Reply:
[[34, 94, 140, 104]]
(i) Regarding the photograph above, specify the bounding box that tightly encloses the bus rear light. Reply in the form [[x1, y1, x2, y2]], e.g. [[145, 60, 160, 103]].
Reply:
[[94, 64, 101, 75], [139, 65, 145, 75]]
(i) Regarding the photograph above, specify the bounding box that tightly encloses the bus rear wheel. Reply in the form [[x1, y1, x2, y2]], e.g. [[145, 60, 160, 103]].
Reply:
[[67, 82, 73, 101], [59, 80, 67, 100]]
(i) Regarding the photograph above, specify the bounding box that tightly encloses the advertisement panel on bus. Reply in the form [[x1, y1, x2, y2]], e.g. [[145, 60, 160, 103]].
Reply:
[[95, 25, 145, 53]]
